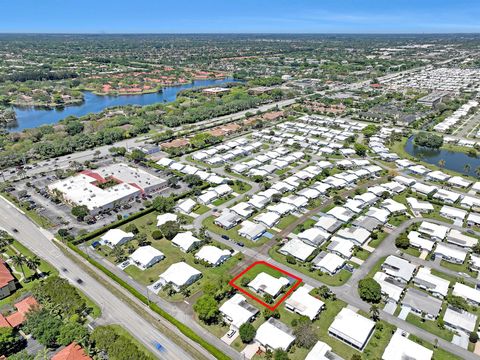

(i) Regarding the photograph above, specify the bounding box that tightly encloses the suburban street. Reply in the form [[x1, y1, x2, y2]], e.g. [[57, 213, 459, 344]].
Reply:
[[0, 196, 217, 360]]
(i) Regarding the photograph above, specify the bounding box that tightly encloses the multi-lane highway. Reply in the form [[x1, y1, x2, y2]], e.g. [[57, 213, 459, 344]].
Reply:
[[0, 196, 214, 360]]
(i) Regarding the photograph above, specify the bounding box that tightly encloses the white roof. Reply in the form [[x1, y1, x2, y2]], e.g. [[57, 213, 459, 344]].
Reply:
[[156, 213, 177, 227], [255, 318, 295, 351], [447, 176, 472, 188], [305, 341, 334, 360], [447, 229, 478, 248], [219, 294, 258, 328], [443, 307, 477, 333], [195, 245, 231, 265], [176, 198, 196, 213], [328, 308, 375, 350], [327, 238, 355, 258], [418, 221, 449, 240], [414, 267, 449, 297], [298, 227, 330, 245], [285, 285, 324, 320], [336, 227, 371, 245], [101, 229, 134, 246], [365, 207, 390, 223], [171, 231, 201, 252], [129, 245, 164, 267], [381, 199, 407, 213], [407, 232, 435, 251], [382, 255, 416, 282], [412, 182, 437, 195], [238, 220, 266, 240], [434, 243, 468, 262], [280, 238, 316, 261], [406, 197, 434, 212], [230, 202, 253, 218], [440, 205, 467, 220], [267, 202, 295, 215], [249, 272, 289, 297], [314, 252, 345, 274], [453, 283, 480, 304], [327, 206, 355, 223], [382, 330, 433, 360], [159, 262, 201, 288], [434, 189, 461, 203], [373, 272, 404, 302]]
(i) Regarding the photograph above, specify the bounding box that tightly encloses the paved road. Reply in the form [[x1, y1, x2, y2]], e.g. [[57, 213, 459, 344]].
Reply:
[[0, 196, 213, 360]]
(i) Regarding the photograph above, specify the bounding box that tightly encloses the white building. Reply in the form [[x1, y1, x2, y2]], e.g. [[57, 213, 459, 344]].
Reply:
[[418, 221, 449, 241], [195, 245, 231, 266], [381, 256, 416, 283], [382, 330, 433, 360], [443, 307, 477, 334], [158, 262, 202, 292], [305, 341, 342, 360], [439, 205, 467, 222], [447, 229, 478, 248], [373, 272, 404, 302], [453, 283, 480, 305], [219, 294, 259, 329], [176, 198, 196, 214], [406, 197, 433, 213], [101, 229, 135, 248], [248, 272, 290, 298], [413, 267, 449, 298], [255, 318, 295, 351], [284, 285, 324, 320], [328, 308, 375, 350], [48, 163, 167, 215], [433, 243, 467, 264], [129, 245, 164, 269], [238, 220, 266, 241], [156, 213, 177, 227], [171, 232, 202, 252], [313, 252, 345, 275], [279, 238, 316, 262]]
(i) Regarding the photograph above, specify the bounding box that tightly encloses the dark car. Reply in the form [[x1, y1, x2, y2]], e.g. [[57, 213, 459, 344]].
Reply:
[[76, 278, 84, 285], [236, 242, 245, 247], [221, 235, 230, 240], [12, 228, 18, 233]]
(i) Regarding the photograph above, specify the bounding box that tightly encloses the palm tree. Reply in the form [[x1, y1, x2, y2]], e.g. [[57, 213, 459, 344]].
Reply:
[[464, 164, 471, 174], [369, 305, 380, 322], [11, 254, 27, 281], [438, 159, 446, 168], [475, 166, 480, 179], [26, 256, 42, 279]]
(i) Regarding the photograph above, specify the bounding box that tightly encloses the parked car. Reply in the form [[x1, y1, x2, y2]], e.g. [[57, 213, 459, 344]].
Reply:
[[221, 235, 230, 240], [226, 329, 236, 338]]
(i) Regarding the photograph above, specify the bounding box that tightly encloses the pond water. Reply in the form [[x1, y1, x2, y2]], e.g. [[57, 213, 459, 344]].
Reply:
[[404, 136, 480, 177], [10, 78, 239, 132]]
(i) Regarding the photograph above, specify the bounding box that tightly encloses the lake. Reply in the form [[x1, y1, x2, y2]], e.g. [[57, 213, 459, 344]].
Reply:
[[404, 136, 480, 177], [10, 78, 239, 132]]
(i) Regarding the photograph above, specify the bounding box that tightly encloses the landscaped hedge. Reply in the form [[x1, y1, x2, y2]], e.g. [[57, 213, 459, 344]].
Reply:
[[66, 242, 229, 360]]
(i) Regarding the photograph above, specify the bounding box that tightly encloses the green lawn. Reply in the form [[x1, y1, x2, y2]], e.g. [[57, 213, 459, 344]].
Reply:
[[212, 195, 234, 206], [440, 259, 478, 278], [293, 218, 316, 234], [193, 204, 211, 215], [368, 231, 388, 248], [355, 248, 371, 261], [405, 313, 454, 341], [401, 247, 421, 258], [231, 181, 252, 194], [276, 214, 300, 230]]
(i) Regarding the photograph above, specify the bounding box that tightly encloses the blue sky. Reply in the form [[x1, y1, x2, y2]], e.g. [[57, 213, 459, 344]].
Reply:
[[1, 0, 480, 33]]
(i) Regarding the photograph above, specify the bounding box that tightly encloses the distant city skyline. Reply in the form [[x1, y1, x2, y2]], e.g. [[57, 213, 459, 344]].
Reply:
[[2, 0, 480, 34]]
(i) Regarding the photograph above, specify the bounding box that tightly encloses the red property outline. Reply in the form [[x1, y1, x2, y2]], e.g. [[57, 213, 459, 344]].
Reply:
[[229, 261, 302, 311]]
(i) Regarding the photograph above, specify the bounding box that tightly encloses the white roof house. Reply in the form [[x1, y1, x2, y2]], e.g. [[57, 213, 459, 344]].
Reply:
[[255, 318, 296, 351], [195, 245, 231, 266], [418, 221, 449, 241], [443, 307, 477, 334], [354, 192, 378, 205], [129, 245, 165, 269], [248, 272, 290, 298], [434, 242, 468, 264], [380, 199, 407, 214], [440, 205, 467, 221], [285, 285, 324, 320], [433, 189, 461, 204], [381, 256, 417, 283], [411, 182, 437, 195], [373, 272, 404, 302], [248, 195, 270, 209], [298, 227, 331, 247], [327, 238, 355, 259], [101, 229, 135, 248], [406, 197, 433, 213], [336, 227, 371, 246], [407, 232, 435, 252], [158, 262, 202, 292], [171, 232, 202, 252], [460, 195, 480, 209], [413, 267, 449, 298], [254, 211, 281, 228], [313, 252, 345, 275], [230, 202, 254, 218], [305, 341, 339, 360], [328, 308, 375, 350], [238, 220, 266, 241], [453, 283, 480, 305], [156, 213, 178, 227], [176, 198, 196, 214], [267, 202, 295, 216], [365, 207, 390, 224], [219, 294, 259, 329], [315, 216, 343, 233], [382, 330, 433, 360], [467, 212, 480, 227], [279, 238, 316, 262], [447, 176, 472, 188], [327, 207, 355, 223], [447, 229, 478, 248], [198, 190, 218, 205]]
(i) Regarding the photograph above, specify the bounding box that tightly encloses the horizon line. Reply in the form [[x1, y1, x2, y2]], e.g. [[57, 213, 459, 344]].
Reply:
[[1, 31, 480, 35]]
